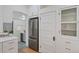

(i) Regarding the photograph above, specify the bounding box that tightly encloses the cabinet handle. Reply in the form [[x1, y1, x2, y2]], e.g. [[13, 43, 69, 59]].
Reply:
[[8, 42, 14, 44], [53, 36, 55, 41], [66, 41, 71, 44], [8, 47, 14, 50], [65, 48, 71, 51]]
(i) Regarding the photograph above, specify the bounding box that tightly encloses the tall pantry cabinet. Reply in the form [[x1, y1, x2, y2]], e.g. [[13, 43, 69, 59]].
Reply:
[[58, 6, 79, 52], [39, 12, 57, 53]]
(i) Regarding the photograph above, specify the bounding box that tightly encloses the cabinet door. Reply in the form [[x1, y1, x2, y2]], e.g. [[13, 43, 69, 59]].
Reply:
[[61, 8, 77, 36], [60, 7, 79, 52], [39, 12, 56, 53], [0, 42, 2, 53]]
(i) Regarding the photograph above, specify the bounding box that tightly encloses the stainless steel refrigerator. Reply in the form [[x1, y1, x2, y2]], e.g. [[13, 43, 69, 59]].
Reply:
[[29, 17, 39, 52]]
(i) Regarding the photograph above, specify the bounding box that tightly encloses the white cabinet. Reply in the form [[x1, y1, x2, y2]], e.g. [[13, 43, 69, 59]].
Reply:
[[63, 39, 79, 53], [59, 6, 79, 52], [61, 8, 77, 36], [0, 42, 2, 53], [39, 12, 56, 53], [0, 37, 18, 53], [3, 39, 18, 53]]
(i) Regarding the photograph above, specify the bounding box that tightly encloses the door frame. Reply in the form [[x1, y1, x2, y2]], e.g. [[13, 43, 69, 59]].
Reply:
[[28, 17, 39, 52]]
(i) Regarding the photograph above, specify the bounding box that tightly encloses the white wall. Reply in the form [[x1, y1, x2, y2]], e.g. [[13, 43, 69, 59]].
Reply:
[[2, 5, 29, 47], [0, 6, 4, 32], [28, 5, 40, 17], [40, 5, 71, 13], [2, 5, 29, 22]]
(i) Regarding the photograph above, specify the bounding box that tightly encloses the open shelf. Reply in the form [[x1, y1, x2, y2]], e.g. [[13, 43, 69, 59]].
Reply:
[[61, 30, 76, 36], [61, 29, 76, 31], [61, 21, 76, 24], [61, 8, 77, 36]]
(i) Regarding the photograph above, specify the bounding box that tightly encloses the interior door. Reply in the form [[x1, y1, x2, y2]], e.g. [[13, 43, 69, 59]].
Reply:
[[39, 12, 56, 53]]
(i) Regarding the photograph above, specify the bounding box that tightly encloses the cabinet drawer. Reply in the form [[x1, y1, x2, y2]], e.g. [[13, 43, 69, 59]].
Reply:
[[64, 39, 79, 53], [3, 39, 18, 47], [64, 40, 72, 52], [29, 39, 38, 51], [65, 41, 72, 48], [70, 40, 79, 53], [64, 47, 72, 53], [3, 46, 18, 53]]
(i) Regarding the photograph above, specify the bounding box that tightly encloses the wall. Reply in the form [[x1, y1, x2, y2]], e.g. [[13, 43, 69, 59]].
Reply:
[[13, 11, 27, 42], [2, 5, 29, 22], [0, 6, 4, 32], [28, 5, 40, 17], [2, 5, 29, 47], [40, 5, 71, 13]]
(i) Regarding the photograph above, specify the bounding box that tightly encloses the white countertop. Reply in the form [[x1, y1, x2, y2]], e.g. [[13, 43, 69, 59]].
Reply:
[[0, 36, 18, 42]]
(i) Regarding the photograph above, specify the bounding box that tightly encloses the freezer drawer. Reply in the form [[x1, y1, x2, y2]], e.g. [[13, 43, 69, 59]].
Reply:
[[29, 39, 38, 51]]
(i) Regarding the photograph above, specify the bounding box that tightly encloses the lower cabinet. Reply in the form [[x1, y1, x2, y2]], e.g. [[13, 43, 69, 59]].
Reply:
[[0, 39, 18, 53], [3, 39, 18, 53], [0, 42, 2, 53], [63, 39, 79, 53]]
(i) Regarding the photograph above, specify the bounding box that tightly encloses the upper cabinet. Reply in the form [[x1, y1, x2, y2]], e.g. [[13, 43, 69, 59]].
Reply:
[[61, 7, 77, 36]]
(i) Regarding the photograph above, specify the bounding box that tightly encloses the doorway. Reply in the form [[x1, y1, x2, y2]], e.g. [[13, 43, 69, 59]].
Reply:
[[13, 11, 27, 50]]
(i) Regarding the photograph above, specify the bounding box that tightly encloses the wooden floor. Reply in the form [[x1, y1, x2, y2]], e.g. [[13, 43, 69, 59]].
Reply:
[[18, 48, 37, 53]]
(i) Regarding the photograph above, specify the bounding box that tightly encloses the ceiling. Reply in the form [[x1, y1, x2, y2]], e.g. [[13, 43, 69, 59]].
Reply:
[[25, 5, 52, 9]]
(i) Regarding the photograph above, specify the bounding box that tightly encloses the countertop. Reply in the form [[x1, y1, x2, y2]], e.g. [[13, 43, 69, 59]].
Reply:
[[0, 36, 18, 42]]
